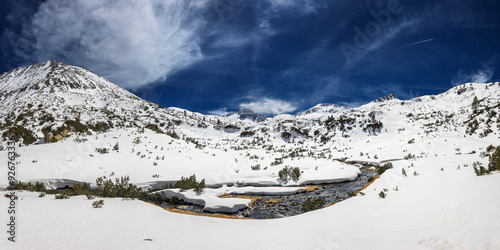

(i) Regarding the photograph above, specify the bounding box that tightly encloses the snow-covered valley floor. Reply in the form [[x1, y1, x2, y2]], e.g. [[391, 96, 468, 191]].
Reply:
[[1, 157, 499, 249], [2, 131, 500, 249]]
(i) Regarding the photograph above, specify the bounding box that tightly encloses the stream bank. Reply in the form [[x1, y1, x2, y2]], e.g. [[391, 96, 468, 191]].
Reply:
[[157, 167, 378, 219]]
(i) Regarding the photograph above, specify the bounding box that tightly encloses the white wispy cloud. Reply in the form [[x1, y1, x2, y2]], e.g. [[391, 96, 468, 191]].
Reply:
[[266, 0, 326, 15], [258, 0, 327, 34], [15, 0, 210, 89], [309, 76, 341, 103], [341, 17, 421, 70], [451, 60, 496, 86], [240, 98, 297, 115], [210, 34, 250, 49], [271, 37, 331, 84], [208, 108, 230, 116]]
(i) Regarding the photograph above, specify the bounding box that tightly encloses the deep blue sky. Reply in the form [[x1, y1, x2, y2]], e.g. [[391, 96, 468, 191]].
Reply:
[[1, 0, 499, 115]]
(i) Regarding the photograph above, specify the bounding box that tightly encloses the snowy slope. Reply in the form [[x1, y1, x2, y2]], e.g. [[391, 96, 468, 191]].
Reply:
[[1, 61, 500, 249]]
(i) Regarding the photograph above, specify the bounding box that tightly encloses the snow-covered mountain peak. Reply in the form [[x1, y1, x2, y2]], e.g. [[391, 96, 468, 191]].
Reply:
[[373, 93, 398, 103], [0, 59, 139, 101], [0, 60, 162, 141], [297, 103, 352, 120]]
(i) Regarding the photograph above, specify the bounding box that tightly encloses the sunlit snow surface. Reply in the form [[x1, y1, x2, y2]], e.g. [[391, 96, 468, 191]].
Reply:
[[1, 153, 499, 249]]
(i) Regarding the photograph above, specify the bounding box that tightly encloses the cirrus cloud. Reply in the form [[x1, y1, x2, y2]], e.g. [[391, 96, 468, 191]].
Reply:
[[15, 0, 210, 89]]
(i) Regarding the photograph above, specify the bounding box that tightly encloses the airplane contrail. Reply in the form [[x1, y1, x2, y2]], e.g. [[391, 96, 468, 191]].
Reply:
[[399, 39, 434, 49]]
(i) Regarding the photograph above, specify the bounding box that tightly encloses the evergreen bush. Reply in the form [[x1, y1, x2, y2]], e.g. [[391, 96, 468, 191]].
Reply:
[[55, 189, 71, 199], [174, 174, 205, 193], [64, 120, 88, 133], [7, 181, 46, 192], [488, 146, 500, 171], [473, 161, 490, 176], [378, 163, 393, 175], [95, 148, 109, 154], [379, 191, 386, 199], [92, 200, 105, 208], [73, 183, 91, 195], [145, 124, 163, 134], [2, 125, 36, 145], [277, 166, 301, 182]]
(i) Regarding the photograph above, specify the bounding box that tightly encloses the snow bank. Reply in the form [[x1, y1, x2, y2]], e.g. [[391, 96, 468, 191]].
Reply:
[[155, 185, 310, 213], [156, 189, 251, 213]]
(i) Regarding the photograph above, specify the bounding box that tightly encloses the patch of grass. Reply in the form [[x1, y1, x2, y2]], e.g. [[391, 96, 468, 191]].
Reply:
[[164, 207, 253, 220], [304, 186, 320, 192], [219, 195, 262, 208]]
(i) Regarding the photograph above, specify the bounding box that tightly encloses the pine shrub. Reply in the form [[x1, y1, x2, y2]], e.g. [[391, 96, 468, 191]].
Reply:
[[73, 183, 91, 195], [474, 161, 490, 176], [7, 181, 46, 192], [488, 146, 500, 171], [92, 200, 105, 208], [145, 124, 163, 134], [2, 125, 36, 145], [277, 166, 301, 182], [55, 189, 71, 199], [64, 120, 89, 133], [251, 164, 261, 170], [378, 163, 393, 175], [95, 148, 109, 154], [194, 179, 205, 194], [378, 191, 386, 199], [175, 174, 205, 193], [95, 176, 143, 198]]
